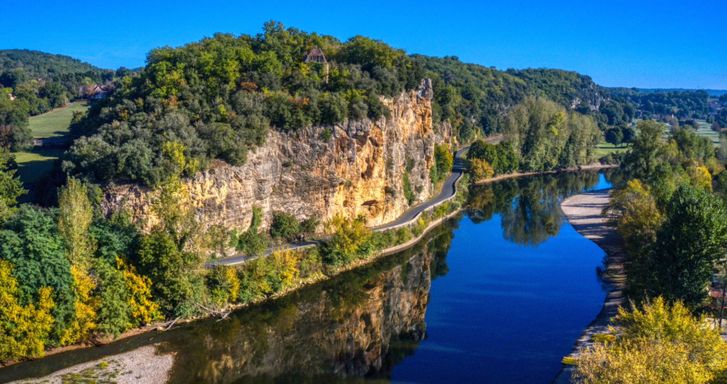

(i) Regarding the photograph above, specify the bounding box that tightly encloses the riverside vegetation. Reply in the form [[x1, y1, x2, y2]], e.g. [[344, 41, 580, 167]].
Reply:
[[0, 21, 726, 376], [570, 120, 727, 383]]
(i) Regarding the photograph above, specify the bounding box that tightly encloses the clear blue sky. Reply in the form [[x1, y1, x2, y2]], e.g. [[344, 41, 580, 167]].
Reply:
[[3, 0, 726, 89]]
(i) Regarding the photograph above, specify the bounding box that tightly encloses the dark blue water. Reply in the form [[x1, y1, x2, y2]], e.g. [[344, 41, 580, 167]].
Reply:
[[0, 171, 611, 384], [392, 214, 606, 383]]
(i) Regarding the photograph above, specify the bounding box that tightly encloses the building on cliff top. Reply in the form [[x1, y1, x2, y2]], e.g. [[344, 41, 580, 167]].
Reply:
[[305, 47, 329, 83]]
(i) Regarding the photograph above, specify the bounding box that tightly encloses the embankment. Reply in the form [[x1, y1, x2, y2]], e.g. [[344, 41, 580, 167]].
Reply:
[[553, 190, 626, 384]]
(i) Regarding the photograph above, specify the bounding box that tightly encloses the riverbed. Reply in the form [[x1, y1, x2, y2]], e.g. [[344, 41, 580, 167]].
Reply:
[[1, 171, 613, 384]]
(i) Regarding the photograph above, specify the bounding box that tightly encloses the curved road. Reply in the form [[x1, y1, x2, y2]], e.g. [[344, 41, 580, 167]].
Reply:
[[210, 147, 469, 267]]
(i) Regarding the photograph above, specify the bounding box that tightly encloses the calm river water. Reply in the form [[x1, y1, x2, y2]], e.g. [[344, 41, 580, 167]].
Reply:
[[1, 171, 613, 384]]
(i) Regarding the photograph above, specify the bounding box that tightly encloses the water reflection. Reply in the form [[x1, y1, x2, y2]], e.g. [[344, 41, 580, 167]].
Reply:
[[468, 172, 601, 245], [1, 171, 611, 384]]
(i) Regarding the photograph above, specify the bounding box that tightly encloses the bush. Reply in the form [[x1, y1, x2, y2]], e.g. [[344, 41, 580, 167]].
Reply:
[[470, 158, 494, 181], [431, 144, 453, 183], [574, 298, 727, 384], [269, 211, 301, 241], [321, 215, 375, 267]]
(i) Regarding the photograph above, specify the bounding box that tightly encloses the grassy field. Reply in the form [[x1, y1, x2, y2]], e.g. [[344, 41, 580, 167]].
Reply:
[[27, 101, 87, 138], [13, 101, 88, 184], [694, 119, 720, 146], [594, 142, 629, 158]]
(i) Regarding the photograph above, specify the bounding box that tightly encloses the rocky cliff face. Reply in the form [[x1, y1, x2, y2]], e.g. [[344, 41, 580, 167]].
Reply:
[[104, 82, 440, 232]]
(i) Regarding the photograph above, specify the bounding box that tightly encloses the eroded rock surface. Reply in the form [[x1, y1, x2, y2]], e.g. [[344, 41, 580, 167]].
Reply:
[[104, 87, 443, 232]]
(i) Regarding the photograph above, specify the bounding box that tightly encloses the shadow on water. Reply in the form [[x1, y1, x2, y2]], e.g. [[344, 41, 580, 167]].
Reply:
[[0, 170, 616, 384]]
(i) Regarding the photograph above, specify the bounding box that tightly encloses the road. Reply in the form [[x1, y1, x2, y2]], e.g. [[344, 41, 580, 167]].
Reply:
[[372, 147, 467, 231], [209, 146, 469, 267]]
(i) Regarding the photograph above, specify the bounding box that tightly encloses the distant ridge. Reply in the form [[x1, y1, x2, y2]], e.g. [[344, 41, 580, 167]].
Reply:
[[606, 86, 727, 97]]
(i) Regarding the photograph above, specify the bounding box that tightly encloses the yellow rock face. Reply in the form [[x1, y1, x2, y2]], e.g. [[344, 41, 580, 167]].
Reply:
[[103, 89, 440, 233]]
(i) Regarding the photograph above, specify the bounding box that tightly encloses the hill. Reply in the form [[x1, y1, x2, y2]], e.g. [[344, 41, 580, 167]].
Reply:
[[0, 49, 106, 80], [0, 50, 113, 151]]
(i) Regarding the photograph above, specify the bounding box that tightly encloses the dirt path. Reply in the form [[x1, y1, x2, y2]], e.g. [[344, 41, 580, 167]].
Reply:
[[552, 190, 626, 384]]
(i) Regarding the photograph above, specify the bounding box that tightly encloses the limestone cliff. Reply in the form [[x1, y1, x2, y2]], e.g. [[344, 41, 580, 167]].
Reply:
[[103, 81, 440, 232]]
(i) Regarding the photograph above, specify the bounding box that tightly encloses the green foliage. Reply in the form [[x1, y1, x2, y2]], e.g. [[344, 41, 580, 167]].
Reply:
[[65, 22, 424, 186], [504, 96, 599, 171], [0, 88, 32, 150], [0, 260, 55, 362], [93, 259, 132, 336], [207, 266, 241, 306], [57, 178, 95, 270], [321, 215, 375, 267], [609, 88, 711, 121], [431, 144, 453, 183], [402, 170, 415, 205], [469, 158, 494, 181], [605, 127, 624, 146], [574, 298, 727, 384], [648, 185, 727, 309], [0, 205, 75, 345], [235, 206, 269, 256], [269, 211, 301, 241], [467, 140, 518, 175], [137, 229, 204, 318], [0, 149, 25, 222]]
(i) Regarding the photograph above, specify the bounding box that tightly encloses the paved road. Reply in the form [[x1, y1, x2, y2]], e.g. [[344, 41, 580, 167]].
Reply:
[[372, 147, 467, 231], [209, 146, 470, 267]]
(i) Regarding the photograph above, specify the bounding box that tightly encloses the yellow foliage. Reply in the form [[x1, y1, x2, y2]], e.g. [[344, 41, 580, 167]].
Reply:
[[117, 258, 161, 326], [689, 165, 713, 191], [0, 260, 55, 361], [609, 179, 663, 257], [225, 267, 240, 303], [470, 158, 495, 181], [271, 249, 300, 290], [575, 298, 727, 384], [61, 266, 98, 345]]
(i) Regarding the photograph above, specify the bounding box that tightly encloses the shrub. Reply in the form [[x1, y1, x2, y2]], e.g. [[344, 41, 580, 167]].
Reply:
[[0, 260, 55, 361], [574, 298, 727, 384], [470, 158, 494, 181], [269, 211, 301, 241], [321, 215, 375, 267]]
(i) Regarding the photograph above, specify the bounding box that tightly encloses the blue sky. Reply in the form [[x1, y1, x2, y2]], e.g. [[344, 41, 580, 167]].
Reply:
[[3, 0, 726, 89]]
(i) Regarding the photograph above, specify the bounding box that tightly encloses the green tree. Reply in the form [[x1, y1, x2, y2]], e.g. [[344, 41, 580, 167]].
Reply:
[[649, 185, 727, 309], [0, 205, 75, 344], [269, 211, 301, 241], [0, 89, 31, 150], [322, 215, 374, 267], [622, 120, 671, 183], [0, 149, 24, 223], [432, 144, 453, 183], [0, 260, 55, 361], [605, 127, 623, 147], [57, 178, 95, 270], [137, 142, 205, 318]]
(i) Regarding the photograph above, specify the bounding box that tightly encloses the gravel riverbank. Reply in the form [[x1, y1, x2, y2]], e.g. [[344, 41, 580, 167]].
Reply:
[[553, 190, 626, 384]]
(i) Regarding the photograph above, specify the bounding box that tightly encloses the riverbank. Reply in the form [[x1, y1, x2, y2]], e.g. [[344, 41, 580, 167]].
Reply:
[[553, 190, 626, 384], [473, 163, 617, 186], [3, 164, 613, 373]]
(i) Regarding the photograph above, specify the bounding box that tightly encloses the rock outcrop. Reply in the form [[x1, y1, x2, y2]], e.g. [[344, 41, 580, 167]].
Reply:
[[103, 84, 441, 232]]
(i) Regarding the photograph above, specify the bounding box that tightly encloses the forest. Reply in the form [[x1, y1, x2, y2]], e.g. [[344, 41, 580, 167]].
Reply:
[[64, 22, 423, 186]]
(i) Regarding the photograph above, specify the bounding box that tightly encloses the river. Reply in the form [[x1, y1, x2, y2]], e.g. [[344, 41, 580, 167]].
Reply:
[[0, 171, 613, 384]]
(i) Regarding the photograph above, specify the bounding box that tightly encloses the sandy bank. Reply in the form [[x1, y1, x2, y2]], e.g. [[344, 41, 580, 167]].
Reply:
[[552, 190, 626, 384]]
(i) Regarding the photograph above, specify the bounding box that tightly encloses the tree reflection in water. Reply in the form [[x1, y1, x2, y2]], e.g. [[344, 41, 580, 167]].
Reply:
[[468, 171, 600, 246], [157, 226, 455, 384], [1, 171, 613, 384]]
